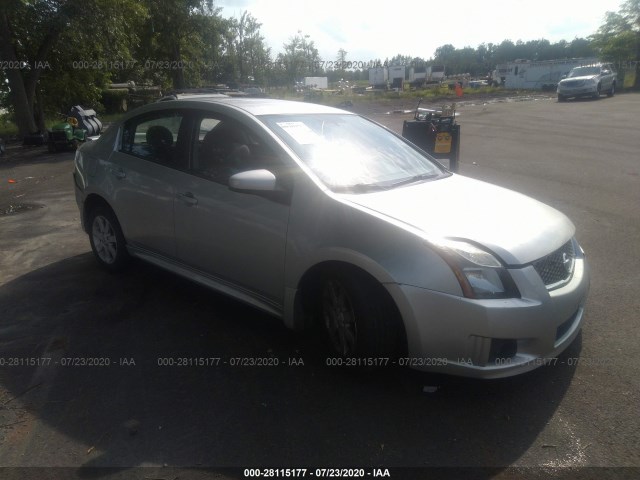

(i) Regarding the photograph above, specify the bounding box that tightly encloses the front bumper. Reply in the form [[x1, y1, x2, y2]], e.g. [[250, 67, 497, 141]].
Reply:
[[73, 174, 87, 233], [391, 254, 590, 378], [557, 85, 597, 98]]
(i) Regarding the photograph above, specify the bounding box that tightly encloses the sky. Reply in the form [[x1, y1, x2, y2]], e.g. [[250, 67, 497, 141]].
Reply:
[[216, 0, 624, 64]]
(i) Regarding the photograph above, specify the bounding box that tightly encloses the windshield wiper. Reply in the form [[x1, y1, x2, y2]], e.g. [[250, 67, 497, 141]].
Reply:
[[333, 173, 441, 193], [387, 173, 440, 189], [332, 183, 389, 193]]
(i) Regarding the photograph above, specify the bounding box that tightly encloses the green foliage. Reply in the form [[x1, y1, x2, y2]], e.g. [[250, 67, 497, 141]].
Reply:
[[276, 31, 321, 84], [590, 0, 640, 88], [432, 38, 597, 76], [0, 111, 18, 137], [2, 0, 640, 136], [0, 0, 147, 134]]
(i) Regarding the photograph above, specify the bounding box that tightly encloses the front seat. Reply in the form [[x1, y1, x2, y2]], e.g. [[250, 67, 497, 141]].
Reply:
[[200, 123, 251, 176], [146, 125, 173, 163]]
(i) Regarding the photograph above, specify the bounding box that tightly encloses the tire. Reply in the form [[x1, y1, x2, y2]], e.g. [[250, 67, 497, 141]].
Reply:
[[319, 269, 402, 358], [557, 94, 566, 102], [88, 205, 129, 272], [607, 82, 615, 97], [48, 142, 57, 153], [592, 84, 601, 99]]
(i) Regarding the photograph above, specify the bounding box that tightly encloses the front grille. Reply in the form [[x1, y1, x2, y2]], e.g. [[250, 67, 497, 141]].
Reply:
[[532, 240, 575, 289], [563, 80, 584, 88]]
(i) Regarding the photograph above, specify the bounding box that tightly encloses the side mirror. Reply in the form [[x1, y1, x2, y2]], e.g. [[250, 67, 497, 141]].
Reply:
[[229, 169, 277, 192], [229, 168, 291, 204], [561, 74, 567, 79]]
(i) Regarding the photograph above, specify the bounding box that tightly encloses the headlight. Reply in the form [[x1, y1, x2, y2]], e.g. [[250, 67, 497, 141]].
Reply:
[[435, 239, 520, 299], [463, 268, 506, 296]]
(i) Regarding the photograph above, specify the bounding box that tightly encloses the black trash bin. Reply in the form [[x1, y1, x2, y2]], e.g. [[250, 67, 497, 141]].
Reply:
[[402, 102, 460, 172]]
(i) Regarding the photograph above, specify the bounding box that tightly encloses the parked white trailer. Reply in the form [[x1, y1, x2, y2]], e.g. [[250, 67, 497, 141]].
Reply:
[[409, 66, 427, 84], [388, 65, 405, 89], [427, 65, 445, 82], [498, 58, 599, 90], [368, 67, 388, 88], [304, 76, 328, 89]]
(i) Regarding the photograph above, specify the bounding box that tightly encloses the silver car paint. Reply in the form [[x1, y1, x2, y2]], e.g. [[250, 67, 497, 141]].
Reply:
[[172, 168, 289, 303], [74, 97, 590, 378], [557, 64, 616, 98], [340, 174, 575, 265], [108, 150, 177, 256]]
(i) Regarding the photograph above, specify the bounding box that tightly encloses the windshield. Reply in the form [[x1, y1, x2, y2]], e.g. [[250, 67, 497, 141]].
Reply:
[[568, 66, 601, 77], [260, 114, 447, 192]]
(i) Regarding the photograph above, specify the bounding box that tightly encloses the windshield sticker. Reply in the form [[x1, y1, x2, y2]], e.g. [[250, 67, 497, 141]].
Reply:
[[276, 121, 321, 145]]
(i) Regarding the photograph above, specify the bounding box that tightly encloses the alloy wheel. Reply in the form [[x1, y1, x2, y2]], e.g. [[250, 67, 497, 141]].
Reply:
[[322, 279, 358, 356], [92, 215, 118, 264]]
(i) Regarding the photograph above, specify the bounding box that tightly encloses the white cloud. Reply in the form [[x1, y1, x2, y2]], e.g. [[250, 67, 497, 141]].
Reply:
[[217, 0, 623, 62]]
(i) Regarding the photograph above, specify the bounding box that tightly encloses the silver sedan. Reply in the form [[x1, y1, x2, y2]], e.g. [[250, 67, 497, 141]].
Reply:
[[73, 96, 589, 378]]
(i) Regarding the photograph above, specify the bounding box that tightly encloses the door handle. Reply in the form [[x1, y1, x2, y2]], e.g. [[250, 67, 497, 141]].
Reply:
[[177, 192, 198, 206], [110, 167, 126, 179]]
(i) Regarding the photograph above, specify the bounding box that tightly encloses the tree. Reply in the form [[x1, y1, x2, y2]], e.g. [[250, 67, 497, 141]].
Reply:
[[336, 48, 347, 76], [388, 54, 412, 66], [592, 0, 640, 88], [232, 11, 271, 85], [434, 44, 456, 63], [138, 0, 220, 90], [0, 0, 145, 136], [278, 31, 320, 84]]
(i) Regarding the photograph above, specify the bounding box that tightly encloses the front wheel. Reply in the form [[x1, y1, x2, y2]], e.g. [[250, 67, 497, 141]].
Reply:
[[557, 94, 566, 102], [319, 270, 403, 358], [592, 84, 601, 99], [607, 83, 615, 97], [88, 206, 129, 272]]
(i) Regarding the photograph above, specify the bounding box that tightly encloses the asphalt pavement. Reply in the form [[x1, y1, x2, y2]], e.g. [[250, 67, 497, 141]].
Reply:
[[0, 92, 638, 479]]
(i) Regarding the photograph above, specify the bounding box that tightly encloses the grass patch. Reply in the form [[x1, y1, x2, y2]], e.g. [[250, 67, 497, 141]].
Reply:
[[0, 113, 18, 137], [623, 72, 636, 89], [272, 85, 540, 107]]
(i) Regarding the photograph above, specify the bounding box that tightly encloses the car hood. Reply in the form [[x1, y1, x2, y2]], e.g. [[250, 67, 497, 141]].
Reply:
[[340, 174, 574, 265], [560, 75, 597, 83]]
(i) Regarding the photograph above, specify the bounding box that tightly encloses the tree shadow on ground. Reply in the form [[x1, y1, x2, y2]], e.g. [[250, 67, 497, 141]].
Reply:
[[0, 254, 581, 478]]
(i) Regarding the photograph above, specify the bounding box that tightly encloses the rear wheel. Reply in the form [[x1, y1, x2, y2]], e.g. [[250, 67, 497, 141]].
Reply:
[[319, 269, 403, 358], [88, 206, 129, 272]]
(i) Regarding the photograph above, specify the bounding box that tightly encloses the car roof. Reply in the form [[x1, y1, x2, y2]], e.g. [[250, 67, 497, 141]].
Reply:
[[118, 96, 353, 126], [149, 96, 351, 116], [182, 97, 351, 116], [157, 93, 230, 102]]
